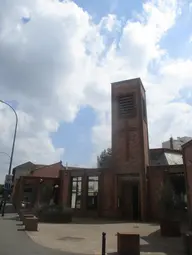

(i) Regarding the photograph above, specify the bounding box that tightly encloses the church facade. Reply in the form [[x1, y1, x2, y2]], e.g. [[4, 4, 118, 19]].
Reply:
[[13, 78, 187, 221], [58, 78, 185, 221]]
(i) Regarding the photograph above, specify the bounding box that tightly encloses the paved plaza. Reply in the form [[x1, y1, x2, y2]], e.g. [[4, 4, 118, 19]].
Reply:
[[0, 204, 67, 255], [27, 218, 185, 255], [0, 204, 186, 255]]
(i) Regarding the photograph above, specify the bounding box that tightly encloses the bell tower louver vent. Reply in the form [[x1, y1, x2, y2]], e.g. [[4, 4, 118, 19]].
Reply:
[[118, 93, 136, 118]]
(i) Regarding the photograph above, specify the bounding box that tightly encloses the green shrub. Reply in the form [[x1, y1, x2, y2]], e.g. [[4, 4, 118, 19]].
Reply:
[[35, 204, 73, 223], [36, 204, 72, 215], [159, 179, 177, 219]]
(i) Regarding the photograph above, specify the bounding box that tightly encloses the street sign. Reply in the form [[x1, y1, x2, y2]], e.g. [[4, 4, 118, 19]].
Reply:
[[4, 174, 12, 190], [4, 183, 11, 190], [5, 174, 12, 184]]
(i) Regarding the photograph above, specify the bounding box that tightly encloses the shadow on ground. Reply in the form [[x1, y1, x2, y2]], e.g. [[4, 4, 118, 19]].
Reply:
[[2, 216, 20, 221], [71, 218, 127, 225], [140, 229, 185, 255], [71, 218, 159, 226], [107, 230, 184, 255]]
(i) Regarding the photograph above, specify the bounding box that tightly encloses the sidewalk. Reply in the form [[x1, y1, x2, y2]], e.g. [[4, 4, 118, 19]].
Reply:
[[0, 211, 70, 255]]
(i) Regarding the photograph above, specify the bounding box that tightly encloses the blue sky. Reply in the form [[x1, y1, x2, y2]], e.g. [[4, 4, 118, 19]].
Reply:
[[52, 0, 145, 166], [73, 0, 143, 22], [49, 0, 191, 166], [159, 5, 192, 59], [51, 106, 97, 166], [49, 0, 125, 165]]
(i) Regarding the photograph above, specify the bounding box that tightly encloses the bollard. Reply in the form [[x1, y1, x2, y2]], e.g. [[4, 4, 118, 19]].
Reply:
[[102, 232, 106, 255]]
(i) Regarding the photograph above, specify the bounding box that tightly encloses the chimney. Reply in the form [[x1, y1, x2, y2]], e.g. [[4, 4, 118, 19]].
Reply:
[[170, 137, 174, 149]]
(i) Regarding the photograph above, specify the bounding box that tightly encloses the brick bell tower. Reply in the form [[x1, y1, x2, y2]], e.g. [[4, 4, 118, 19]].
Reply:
[[111, 78, 149, 221]]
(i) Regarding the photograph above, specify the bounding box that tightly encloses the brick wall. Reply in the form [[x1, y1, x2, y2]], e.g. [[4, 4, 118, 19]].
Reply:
[[32, 162, 63, 178], [182, 141, 192, 226], [59, 170, 70, 206], [100, 170, 117, 217]]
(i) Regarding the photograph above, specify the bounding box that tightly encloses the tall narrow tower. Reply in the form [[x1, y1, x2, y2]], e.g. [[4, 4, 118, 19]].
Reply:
[[111, 78, 149, 220]]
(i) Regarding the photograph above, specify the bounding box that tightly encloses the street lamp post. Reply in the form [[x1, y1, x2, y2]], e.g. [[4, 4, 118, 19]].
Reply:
[[0, 100, 18, 175], [0, 152, 11, 168], [0, 152, 11, 159]]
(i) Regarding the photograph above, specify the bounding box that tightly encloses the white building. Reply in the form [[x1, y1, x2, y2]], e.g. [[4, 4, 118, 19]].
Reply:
[[162, 137, 192, 150]]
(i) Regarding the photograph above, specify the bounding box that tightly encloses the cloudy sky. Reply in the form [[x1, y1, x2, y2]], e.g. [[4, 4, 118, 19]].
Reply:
[[0, 0, 192, 182]]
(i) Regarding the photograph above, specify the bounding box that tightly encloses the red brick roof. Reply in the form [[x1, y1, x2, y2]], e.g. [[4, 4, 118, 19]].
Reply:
[[31, 161, 64, 178], [182, 139, 192, 149], [35, 164, 47, 168]]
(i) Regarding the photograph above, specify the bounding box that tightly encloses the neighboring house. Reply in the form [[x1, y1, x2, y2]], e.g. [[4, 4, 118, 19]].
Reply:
[[162, 137, 192, 150], [12, 161, 46, 182], [31, 161, 64, 178], [12, 161, 63, 181], [12, 161, 36, 182], [12, 161, 63, 207], [149, 148, 183, 166]]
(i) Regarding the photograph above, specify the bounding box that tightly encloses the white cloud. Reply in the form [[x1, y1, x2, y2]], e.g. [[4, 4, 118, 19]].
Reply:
[[189, 2, 192, 12], [189, 35, 192, 43], [0, 0, 191, 182], [0, 106, 63, 181], [99, 14, 121, 32]]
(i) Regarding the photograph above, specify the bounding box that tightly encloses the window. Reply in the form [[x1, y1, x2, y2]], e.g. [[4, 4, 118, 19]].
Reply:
[[71, 177, 82, 209], [53, 184, 60, 205], [24, 187, 33, 192], [118, 93, 136, 118], [87, 176, 99, 210], [23, 183, 33, 193], [142, 98, 147, 120]]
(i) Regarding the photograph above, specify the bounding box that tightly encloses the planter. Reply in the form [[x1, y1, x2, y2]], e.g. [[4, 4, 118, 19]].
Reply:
[[23, 214, 36, 225], [20, 209, 34, 222], [19, 209, 32, 221], [183, 232, 192, 255], [160, 219, 181, 237], [25, 216, 38, 231], [117, 233, 140, 255]]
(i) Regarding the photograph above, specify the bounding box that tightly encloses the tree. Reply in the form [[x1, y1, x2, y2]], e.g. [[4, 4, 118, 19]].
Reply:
[[97, 148, 112, 168], [159, 179, 177, 219]]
